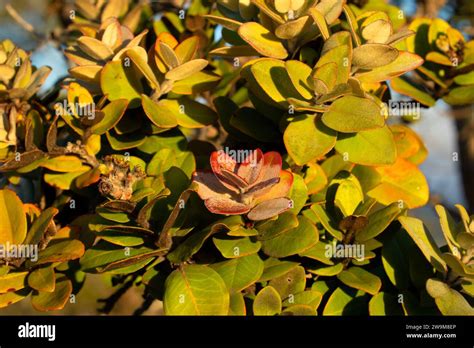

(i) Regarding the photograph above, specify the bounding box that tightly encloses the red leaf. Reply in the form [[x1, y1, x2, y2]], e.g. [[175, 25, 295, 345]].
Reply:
[[236, 149, 264, 185], [210, 151, 236, 175], [193, 171, 239, 199], [254, 170, 293, 202], [205, 197, 251, 215], [247, 197, 292, 221]]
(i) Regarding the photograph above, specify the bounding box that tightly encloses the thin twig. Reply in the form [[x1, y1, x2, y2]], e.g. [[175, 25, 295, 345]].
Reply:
[[5, 4, 44, 41], [133, 291, 155, 316], [97, 276, 137, 314]]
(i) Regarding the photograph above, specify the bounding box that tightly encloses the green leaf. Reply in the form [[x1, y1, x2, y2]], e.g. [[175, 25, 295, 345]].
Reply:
[[307, 262, 344, 276], [227, 227, 258, 237], [323, 286, 367, 315], [282, 304, 316, 315], [211, 253, 264, 293], [434, 204, 460, 251], [213, 236, 262, 258], [352, 44, 399, 69], [390, 77, 436, 107], [28, 266, 55, 293], [96, 208, 130, 223], [163, 264, 229, 315], [258, 258, 300, 282], [309, 8, 330, 40], [285, 60, 313, 99], [398, 216, 447, 274], [356, 203, 402, 242], [316, 44, 351, 86], [315, 0, 344, 24], [262, 216, 319, 258], [31, 278, 72, 312], [275, 16, 313, 40], [166, 59, 209, 81], [268, 266, 306, 300], [299, 241, 334, 265], [157, 42, 179, 68], [361, 19, 392, 43], [253, 286, 282, 315], [356, 51, 423, 83], [125, 47, 160, 89], [141, 96, 178, 129], [247, 58, 304, 107], [454, 70, 474, 86], [146, 148, 176, 175], [0, 288, 30, 308], [106, 130, 146, 150], [322, 96, 384, 133], [43, 166, 90, 190], [335, 126, 397, 166], [101, 60, 143, 107], [442, 253, 472, 277], [311, 279, 336, 296], [426, 278, 474, 315], [256, 211, 299, 241], [0, 272, 28, 293], [0, 189, 27, 245], [369, 292, 404, 315], [96, 228, 147, 247], [77, 36, 113, 60], [284, 115, 337, 165], [204, 14, 242, 30], [443, 85, 474, 105], [338, 267, 381, 295], [171, 71, 221, 95], [288, 173, 308, 215], [41, 156, 83, 172], [310, 203, 343, 240], [332, 173, 364, 216], [33, 240, 85, 266], [167, 221, 232, 263], [24, 207, 58, 245], [91, 99, 129, 134], [159, 97, 217, 128], [80, 242, 157, 273], [228, 292, 246, 315], [238, 22, 288, 59], [282, 290, 323, 311]]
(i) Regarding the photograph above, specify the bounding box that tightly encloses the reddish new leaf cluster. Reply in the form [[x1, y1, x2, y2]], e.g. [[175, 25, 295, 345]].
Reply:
[[192, 149, 293, 220]]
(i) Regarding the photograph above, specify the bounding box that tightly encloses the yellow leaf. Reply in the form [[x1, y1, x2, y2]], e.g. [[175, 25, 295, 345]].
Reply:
[[41, 156, 83, 172], [368, 158, 429, 208], [238, 22, 288, 59], [0, 189, 27, 245]]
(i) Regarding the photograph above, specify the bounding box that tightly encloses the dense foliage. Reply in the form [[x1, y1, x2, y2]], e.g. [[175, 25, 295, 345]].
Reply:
[[0, 0, 473, 315]]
